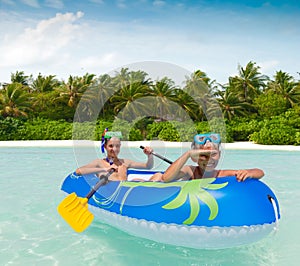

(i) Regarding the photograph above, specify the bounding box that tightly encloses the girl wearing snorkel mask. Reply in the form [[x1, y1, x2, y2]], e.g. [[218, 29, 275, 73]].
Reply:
[[75, 129, 154, 181], [159, 133, 264, 182]]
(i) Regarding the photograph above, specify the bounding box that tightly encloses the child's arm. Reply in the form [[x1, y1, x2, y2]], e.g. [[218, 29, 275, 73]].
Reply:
[[219, 168, 264, 182]]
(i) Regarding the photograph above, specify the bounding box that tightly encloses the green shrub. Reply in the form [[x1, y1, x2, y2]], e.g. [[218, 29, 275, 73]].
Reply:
[[280, 108, 300, 129], [195, 121, 210, 133], [72, 122, 97, 140], [0, 117, 25, 140], [250, 123, 297, 145], [146, 120, 232, 142], [147, 121, 196, 141], [158, 127, 180, 141], [129, 128, 143, 141], [295, 132, 300, 145], [173, 121, 197, 142], [223, 126, 234, 143], [132, 117, 155, 139], [227, 118, 262, 141], [253, 92, 288, 118], [17, 118, 72, 140], [146, 122, 168, 140]]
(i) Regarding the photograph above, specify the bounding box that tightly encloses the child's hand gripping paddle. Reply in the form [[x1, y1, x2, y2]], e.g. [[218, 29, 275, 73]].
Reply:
[[57, 169, 115, 233], [140, 146, 173, 164]]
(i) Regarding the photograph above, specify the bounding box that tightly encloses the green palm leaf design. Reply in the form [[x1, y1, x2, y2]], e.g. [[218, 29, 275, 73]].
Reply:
[[99, 179, 228, 224], [162, 179, 228, 224], [184, 194, 200, 224], [161, 189, 187, 209]]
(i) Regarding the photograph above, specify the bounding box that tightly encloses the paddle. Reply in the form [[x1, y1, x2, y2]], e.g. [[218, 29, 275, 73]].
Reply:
[[140, 146, 173, 164], [57, 168, 115, 233]]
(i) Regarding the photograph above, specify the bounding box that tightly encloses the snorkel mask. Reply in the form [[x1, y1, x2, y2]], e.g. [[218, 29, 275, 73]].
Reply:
[[193, 133, 221, 145]]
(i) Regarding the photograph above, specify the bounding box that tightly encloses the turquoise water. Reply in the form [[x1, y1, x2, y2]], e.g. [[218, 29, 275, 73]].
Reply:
[[0, 146, 299, 266]]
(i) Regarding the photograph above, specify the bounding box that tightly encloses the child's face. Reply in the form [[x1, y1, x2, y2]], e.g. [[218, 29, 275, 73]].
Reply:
[[194, 142, 220, 171], [105, 137, 121, 158]]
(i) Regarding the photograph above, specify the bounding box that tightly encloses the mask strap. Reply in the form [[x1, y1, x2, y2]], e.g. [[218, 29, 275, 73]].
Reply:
[[101, 128, 108, 153]]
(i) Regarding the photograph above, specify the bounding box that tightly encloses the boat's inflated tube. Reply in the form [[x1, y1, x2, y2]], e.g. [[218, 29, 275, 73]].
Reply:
[[60, 169, 280, 249]]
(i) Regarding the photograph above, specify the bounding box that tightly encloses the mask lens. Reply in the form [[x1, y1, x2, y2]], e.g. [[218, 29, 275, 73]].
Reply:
[[209, 134, 221, 143], [194, 134, 208, 145]]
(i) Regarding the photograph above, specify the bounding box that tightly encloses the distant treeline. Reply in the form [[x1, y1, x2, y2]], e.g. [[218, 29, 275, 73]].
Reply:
[[0, 61, 300, 145]]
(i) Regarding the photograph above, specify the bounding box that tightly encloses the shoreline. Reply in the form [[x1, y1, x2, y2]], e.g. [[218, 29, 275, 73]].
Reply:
[[0, 140, 300, 151]]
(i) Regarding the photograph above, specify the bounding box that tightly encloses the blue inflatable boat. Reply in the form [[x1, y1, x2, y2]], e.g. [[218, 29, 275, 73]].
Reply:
[[60, 170, 280, 249]]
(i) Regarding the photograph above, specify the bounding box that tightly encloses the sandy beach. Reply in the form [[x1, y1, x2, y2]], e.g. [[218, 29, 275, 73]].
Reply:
[[0, 140, 299, 151]]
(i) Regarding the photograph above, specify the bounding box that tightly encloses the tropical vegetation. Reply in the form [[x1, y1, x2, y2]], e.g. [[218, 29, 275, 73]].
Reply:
[[1, 61, 300, 145]]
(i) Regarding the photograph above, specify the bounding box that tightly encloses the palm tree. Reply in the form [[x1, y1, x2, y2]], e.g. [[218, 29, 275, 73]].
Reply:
[[266, 70, 300, 107], [229, 61, 268, 103], [184, 71, 220, 121], [112, 68, 150, 91], [108, 69, 152, 119], [31, 73, 60, 93], [10, 71, 29, 86], [0, 82, 32, 117], [76, 74, 115, 121], [110, 80, 150, 120], [147, 77, 177, 120], [193, 70, 211, 84], [113, 67, 131, 90], [185, 71, 211, 99], [193, 69, 219, 95], [217, 87, 252, 121], [56, 73, 96, 107], [173, 88, 202, 121]]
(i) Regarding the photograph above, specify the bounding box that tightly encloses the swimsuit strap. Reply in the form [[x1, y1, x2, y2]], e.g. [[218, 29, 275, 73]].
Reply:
[[105, 157, 114, 165], [105, 157, 122, 166]]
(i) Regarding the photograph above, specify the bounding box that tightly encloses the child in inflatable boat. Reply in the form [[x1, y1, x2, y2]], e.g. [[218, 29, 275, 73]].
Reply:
[[75, 130, 154, 181], [150, 133, 264, 182]]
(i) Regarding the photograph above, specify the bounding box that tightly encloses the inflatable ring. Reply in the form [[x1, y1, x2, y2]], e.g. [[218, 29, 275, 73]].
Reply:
[[60, 170, 280, 249]]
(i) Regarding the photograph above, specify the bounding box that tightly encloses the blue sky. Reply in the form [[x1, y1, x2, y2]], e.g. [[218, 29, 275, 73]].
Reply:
[[0, 0, 299, 84]]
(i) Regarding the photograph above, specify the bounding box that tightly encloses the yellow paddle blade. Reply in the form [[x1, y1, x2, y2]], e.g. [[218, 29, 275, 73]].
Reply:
[[57, 192, 94, 233]]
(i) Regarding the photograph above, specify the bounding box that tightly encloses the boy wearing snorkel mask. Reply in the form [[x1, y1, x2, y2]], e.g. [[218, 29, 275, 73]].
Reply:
[[75, 129, 154, 181], [154, 133, 264, 182]]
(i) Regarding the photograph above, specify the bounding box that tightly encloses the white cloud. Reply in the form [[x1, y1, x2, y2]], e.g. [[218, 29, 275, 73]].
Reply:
[[0, 8, 299, 84], [45, 0, 64, 9], [20, 0, 39, 8], [79, 53, 118, 70], [0, 11, 271, 83], [0, 12, 84, 68], [153, 0, 165, 7], [117, 0, 126, 9], [88, 0, 104, 3], [1, 0, 15, 5]]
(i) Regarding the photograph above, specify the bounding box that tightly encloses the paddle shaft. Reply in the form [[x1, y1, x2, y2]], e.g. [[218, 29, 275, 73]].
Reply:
[[86, 169, 115, 199], [140, 146, 173, 164]]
